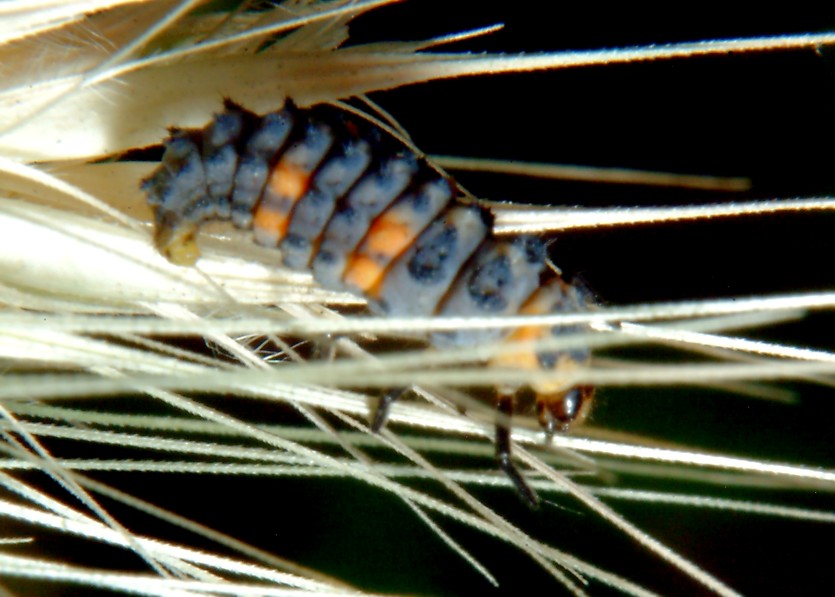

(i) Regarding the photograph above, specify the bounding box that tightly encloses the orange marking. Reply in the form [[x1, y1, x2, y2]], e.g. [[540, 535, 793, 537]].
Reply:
[[518, 290, 553, 315], [507, 325, 545, 344], [268, 161, 310, 202], [490, 325, 545, 370], [490, 349, 540, 371], [343, 254, 386, 294], [253, 203, 290, 240], [364, 213, 414, 258]]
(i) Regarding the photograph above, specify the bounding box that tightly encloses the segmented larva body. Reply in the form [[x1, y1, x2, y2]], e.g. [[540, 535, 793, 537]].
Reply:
[[142, 100, 594, 505]]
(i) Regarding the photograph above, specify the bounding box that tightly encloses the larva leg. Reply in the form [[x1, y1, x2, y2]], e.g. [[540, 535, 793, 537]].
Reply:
[[308, 334, 403, 433], [371, 387, 407, 432], [536, 400, 557, 443], [496, 392, 540, 508]]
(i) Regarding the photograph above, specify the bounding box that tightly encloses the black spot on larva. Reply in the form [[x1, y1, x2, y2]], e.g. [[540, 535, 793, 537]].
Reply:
[[408, 224, 458, 283], [514, 235, 546, 265], [467, 253, 512, 312], [546, 323, 592, 367], [406, 179, 452, 219], [140, 175, 161, 200], [537, 338, 590, 372], [205, 111, 243, 148], [282, 233, 309, 249], [186, 194, 213, 217], [333, 204, 356, 222], [410, 188, 431, 212], [306, 188, 330, 207], [316, 249, 337, 264], [537, 350, 558, 370]]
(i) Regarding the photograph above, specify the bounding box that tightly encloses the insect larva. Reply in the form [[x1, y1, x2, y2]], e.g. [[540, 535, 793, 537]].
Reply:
[[142, 99, 594, 506]]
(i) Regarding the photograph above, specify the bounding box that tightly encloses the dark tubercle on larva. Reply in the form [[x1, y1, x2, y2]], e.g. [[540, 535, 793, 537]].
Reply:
[[408, 223, 459, 284], [515, 234, 548, 265], [467, 253, 513, 312]]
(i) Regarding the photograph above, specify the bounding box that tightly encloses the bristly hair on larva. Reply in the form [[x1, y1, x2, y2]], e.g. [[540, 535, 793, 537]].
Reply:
[[142, 98, 595, 507]]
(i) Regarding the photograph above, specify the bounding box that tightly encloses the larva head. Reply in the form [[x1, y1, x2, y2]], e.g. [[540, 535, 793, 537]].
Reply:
[[534, 382, 594, 435]]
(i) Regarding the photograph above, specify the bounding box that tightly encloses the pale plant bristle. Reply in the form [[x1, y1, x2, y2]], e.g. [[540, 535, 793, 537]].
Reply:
[[0, 2, 833, 596]]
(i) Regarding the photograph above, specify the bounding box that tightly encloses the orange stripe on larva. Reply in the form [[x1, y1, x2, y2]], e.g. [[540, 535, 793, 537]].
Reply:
[[268, 161, 310, 202], [488, 285, 553, 370], [491, 325, 544, 370], [343, 254, 387, 294], [519, 290, 554, 316], [252, 204, 290, 241], [364, 213, 415, 257]]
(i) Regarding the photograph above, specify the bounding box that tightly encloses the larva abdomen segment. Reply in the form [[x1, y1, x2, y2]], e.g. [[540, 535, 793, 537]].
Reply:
[[430, 236, 547, 348], [202, 109, 244, 217], [142, 100, 594, 507], [375, 204, 491, 316]]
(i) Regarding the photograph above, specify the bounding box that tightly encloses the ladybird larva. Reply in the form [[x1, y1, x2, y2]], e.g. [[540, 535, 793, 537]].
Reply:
[[142, 99, 594, 507]]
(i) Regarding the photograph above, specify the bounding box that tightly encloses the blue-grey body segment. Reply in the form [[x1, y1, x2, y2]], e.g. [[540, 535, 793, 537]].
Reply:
[[143, 132, 207, 235], [344, 177, 454, 298], [202, 109, 244, 219], [230, 110, 294, 227], [432, 236, 546, 347], [376, 205, 490, 317]]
